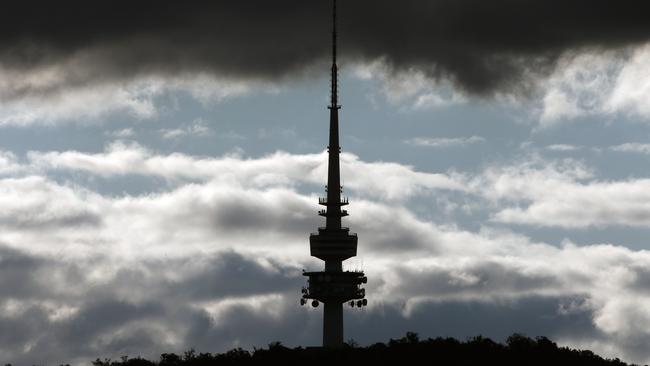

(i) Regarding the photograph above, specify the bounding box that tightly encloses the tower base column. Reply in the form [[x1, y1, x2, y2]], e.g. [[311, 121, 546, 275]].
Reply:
[[323, 301, 343, 347]]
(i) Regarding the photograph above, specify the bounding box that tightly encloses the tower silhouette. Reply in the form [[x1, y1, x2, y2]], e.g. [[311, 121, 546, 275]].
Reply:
[[300, 0, 367, 348]]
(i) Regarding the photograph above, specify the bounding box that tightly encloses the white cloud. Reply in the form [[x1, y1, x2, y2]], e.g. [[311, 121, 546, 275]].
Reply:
[[470, 156, 650, 228], [3, 147, 650, 363], [610, 143, 650, 154], [545, 144, 581, 152], [25, 143, 650, 230], [160, 118, 212, 140], [23, 142, 650, 231], [491, 178, 650, 228], [539, 44, 650, 126], [351, 60, 465, 110], [27, 142, 465, 201], [539, 50, 622, 125], [404, 136, 485, 148], [0, 81, 158, 126], [606, 46, 650, 118], [0, 64, 274, 126], [106, 128, 136, 138], [0, 151, 22, 175]]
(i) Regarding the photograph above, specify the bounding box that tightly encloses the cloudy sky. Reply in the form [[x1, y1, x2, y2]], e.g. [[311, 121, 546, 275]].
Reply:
[[3, 0, 650, 364]]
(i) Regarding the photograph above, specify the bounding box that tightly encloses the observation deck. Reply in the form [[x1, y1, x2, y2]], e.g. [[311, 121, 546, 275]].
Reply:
[[301, 270, 367, 304], [318, 197, 349, 206], [310, 226, 357, 262]]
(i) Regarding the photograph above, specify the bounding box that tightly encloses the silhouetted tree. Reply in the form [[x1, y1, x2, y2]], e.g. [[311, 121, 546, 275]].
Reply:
[[345, 338, 359, 348], [86, 333, 639, 366], [159, 353, 182, 366]]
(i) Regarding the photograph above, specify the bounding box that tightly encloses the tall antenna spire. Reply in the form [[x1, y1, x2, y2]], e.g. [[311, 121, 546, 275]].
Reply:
[[330, 0, 339, 110], [301, 0, 367, 349]]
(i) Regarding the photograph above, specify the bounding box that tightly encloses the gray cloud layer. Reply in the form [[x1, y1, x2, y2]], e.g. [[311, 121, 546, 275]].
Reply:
[[2, 0, 650, 97], [2, 145, 650, 364]]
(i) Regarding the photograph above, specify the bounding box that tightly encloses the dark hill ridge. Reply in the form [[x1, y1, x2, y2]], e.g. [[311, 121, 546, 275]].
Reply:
[[68, 333, 640, 366]]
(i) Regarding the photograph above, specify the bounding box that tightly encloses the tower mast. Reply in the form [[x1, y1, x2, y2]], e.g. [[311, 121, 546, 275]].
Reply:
[[330, 0, 338, 110], [301, 0, 367, 348], [327, 0, 342, 232]]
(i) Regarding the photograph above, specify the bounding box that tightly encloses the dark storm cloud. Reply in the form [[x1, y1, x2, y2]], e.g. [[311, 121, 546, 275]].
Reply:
[[346, 296, 602, 345], [0, 246, 84, 299], [165, 251, 302, 300], [209, 194, 318, 235], [0, 246, 44, 297], [2, 243, 648, 364], [0, 300, 170, 365], [183, 297, 317, 352], [1, 0, 650, 96], [0, 247, 306, 364]]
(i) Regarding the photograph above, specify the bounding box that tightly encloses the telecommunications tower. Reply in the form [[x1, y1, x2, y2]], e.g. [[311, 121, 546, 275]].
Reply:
[[300, 0, 368, 348]]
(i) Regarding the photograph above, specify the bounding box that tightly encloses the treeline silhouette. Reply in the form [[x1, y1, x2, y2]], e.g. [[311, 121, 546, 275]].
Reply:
[[30, 333, 640, 366]]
